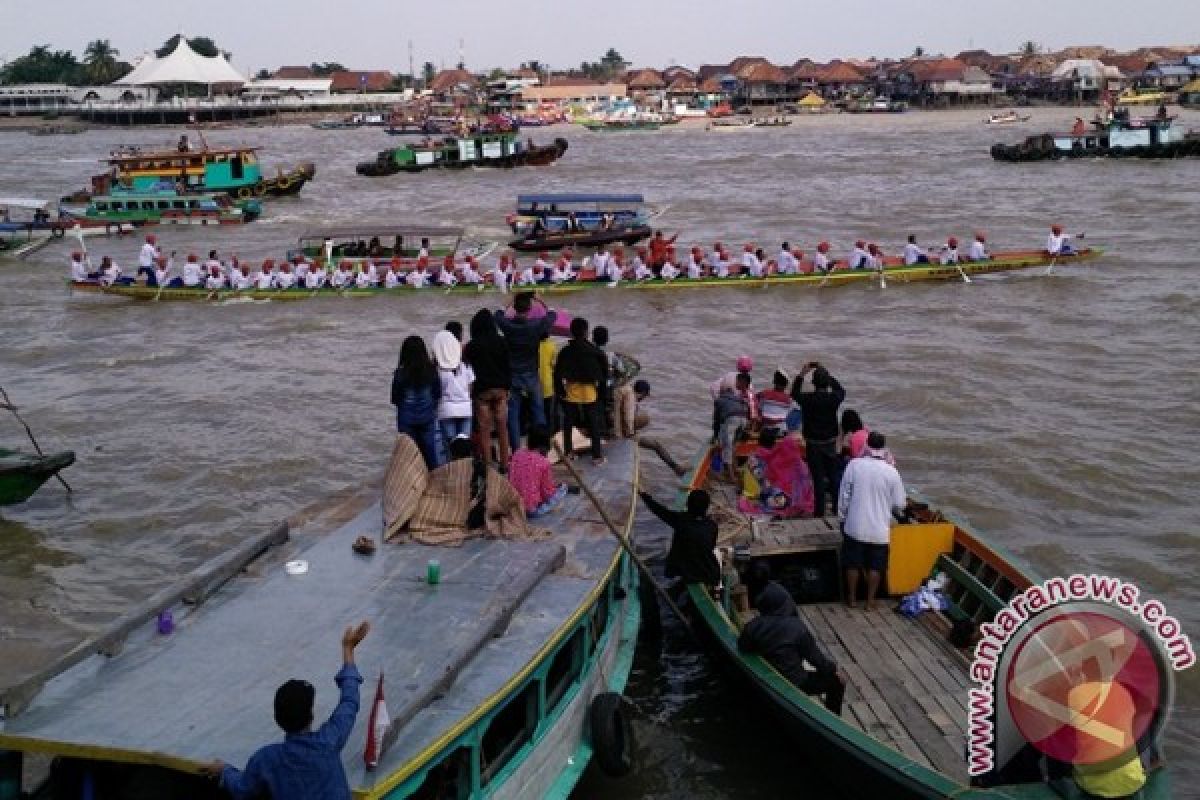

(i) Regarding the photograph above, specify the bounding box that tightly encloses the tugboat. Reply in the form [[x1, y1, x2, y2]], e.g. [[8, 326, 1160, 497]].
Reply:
[[356, 132, 567, 176], [60, 143, 315, 205], [991, 110, 1200, 161]]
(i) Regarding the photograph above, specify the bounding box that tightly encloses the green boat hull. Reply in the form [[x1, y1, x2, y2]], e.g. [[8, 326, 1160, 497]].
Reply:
[[0, 448, 74, 505]]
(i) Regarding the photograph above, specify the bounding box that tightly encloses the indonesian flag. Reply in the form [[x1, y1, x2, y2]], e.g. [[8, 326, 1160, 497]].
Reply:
[[363, 672, 390, 770]]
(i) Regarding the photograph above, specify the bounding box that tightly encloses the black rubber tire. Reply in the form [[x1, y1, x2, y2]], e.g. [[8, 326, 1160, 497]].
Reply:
[[51, 225, 64, 238], [590, 692, 634, 777]]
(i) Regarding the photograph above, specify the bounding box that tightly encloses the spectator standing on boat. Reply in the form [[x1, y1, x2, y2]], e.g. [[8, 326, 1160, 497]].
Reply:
[[391, 335, 444, 469], [738, 563, 846, 715], [714, 374, 753, 482], [967, 232, 990, 262], [554, 317, 607, 465], [463, 309, 513, 469], [777, 242, 799, 275], [791, 362, 846, 517], [839, 432, 906, 611], [592, 326, 619, 434], [202, 620, 370, 800], [495, 294, 556, 449], [648, 230, 678, 270], [903, 234, 930, 265], [1046, 224, 1075, 256], [508, 425, 568, 518], [137, 234, 160, 284], [538, 330, 559, 434], [433, 330, 474, 452], [757, 371, 793, 436], [639, 488, 719, 586]]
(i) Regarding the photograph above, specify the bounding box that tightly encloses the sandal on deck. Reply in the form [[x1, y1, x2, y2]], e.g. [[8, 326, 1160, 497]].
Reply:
[[352, 536, 377, 556]]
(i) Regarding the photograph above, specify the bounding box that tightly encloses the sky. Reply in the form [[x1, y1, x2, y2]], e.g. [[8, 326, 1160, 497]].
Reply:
[[3, 0, 1198, 76]]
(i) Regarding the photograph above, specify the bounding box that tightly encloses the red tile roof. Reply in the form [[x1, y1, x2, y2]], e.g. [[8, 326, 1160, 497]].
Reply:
[[273, 66, 314, 80], [544, 76, 605, 87], [728, 56, 771, 74], [906, 57, 968, 83], [817, 61, 866, 83], [737, 62, 789, 84], [329, 70, 393, 92], [429, 69, 477, 93], [626, 68, 666, 89]]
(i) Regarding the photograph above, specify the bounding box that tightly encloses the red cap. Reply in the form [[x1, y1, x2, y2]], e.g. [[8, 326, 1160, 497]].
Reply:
[[417, 256, 429, 267], [713, 241, 722, 249], [443, 254, 454, 266], [391, 256, 402, 267], [210, 266, 219, 274], [948, 237, 958, 247], [817, 242, 830, 253], [155, 255, 167, 265], [855, 239, 865, 248], [743, 244, 753, 252], [340, 260, 353, 269], [187, 254, 198, 262], [262, 258, 275, 268], [71, 251, 83, 259], [1051, 224, 1063, 234], [736, 355, 753, 372], [280, 262, 291, 272], [540, 251, 549, 258], [145, 234, 156, 243], [975, 231, 986, 242]]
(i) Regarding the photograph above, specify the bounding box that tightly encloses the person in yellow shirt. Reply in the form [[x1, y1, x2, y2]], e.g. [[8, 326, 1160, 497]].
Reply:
[[538, 330, 558, 434], [1049, 676, 1147, 800]]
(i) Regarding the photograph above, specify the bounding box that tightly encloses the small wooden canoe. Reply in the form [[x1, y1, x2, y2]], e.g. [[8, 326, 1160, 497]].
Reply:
[[679, 442, 1172, 799], [0, 448, 74, 505], [66, 248, 1101, 303]]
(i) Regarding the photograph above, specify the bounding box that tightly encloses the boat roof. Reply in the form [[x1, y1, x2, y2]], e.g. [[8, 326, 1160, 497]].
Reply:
[[0, 440, 636, 795], [516, 193, 644, 206], [299, 225, 465, 241], [0, 197, 50, 210], [105, 147, 259, 163]]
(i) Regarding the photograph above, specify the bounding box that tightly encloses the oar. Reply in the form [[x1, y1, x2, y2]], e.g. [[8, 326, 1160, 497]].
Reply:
[[552, 440, 695, 636], [952, 257, 972, 284], [1046, 231, 1085, 276], [0, 386, 72, 493]]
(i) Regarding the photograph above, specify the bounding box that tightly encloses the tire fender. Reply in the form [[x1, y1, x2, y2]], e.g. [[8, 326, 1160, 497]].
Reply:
[[590, 692, 634, 777]]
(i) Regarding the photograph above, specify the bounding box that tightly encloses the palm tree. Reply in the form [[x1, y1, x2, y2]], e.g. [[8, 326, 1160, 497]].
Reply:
[[83, 39, 120, 84]]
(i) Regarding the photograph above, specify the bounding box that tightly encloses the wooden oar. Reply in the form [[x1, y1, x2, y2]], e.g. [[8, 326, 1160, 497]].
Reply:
[[552, 440, 695, 636], [0, 387, 72, 493], [951, 257, 972, 284]]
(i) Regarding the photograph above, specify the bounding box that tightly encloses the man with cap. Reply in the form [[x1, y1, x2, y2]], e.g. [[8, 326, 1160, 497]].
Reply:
[[848, 240, 870, 269], [838, 431, 906, 611], [903, 234, 930, 265], [590, 244, 612, 282], [741, 244, 764, 278], [137, 234, 160, 285], [1046, 224, 1075, 256], [813, 241, 832, 273], [182, 253, 205, 287], [631, 248, 654, 282], [708, 242, 731, 278], [777, 242, 799, 275], [202, 620, 370, 799], [68, 251, 94, 282], [686, 246, 705, 279], [939, 236, 960, 265], [967, 232, 990, 262]]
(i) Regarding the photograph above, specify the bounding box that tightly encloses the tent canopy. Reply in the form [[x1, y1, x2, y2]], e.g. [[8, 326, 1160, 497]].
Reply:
[[116, 37, 245, 87], [798, 91, 826, 107]]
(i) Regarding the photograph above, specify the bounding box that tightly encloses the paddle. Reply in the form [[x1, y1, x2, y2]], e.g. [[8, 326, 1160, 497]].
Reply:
[[552, 440, 695, 637], [0, 386, 72, 493], [953, 259, 972, 284]]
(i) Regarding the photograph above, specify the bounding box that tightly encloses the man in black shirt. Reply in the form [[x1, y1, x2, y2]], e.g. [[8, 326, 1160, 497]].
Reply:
[[791, 362, 846, 517], [553, 317, 607, 464], [738, 573, 845, 715], [639, 489, 720, 586]]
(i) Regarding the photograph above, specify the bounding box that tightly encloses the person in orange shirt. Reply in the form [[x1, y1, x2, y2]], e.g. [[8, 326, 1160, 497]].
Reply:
[[647, 229, 678, 270]]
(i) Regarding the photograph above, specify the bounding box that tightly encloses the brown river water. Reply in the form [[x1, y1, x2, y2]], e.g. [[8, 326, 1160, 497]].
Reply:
[[1, 108, 1198, 797]]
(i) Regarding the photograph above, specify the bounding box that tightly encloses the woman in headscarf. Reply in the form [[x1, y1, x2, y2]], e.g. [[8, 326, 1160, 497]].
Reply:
[[433, 330, 474, 456]]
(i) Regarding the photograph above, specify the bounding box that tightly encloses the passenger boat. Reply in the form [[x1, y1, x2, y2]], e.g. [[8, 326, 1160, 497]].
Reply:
[[60, 145, 315, 204], [507, 193, 654, 252], [1115, 89, 1169, 106], [67, 248, 1101, 303], [356, 133, 567, 176], [0, 197, 124, 257], [579, 118, 661, 132], [70, 189, 262, 229], [752, 117, 792, 127], [844, 97, 907, 113], [991, 115, 1200, 161], [288, 224, 494, 263], [984, 111, 1031, 124], [0, 448, 74, 506], [0, 438, 642, 800], [678, 441, 1171, 799]]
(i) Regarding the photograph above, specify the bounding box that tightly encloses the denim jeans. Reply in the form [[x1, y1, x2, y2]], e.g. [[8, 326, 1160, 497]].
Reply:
[[507, 370, 545, 449], [439, 416, 472, 453], [398, 418, 443, 470]]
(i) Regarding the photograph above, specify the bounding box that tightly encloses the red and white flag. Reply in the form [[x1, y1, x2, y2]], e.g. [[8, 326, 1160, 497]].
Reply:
[[363, 672, 390, 770]]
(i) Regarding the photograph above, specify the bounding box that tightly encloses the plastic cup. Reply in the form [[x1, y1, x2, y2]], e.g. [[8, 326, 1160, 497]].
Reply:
[[427, 559, 441, 585], [156, 610, 174, 635]]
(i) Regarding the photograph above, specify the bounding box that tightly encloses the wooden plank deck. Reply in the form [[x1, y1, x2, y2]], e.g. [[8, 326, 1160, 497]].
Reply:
[[0, 440, 638, 792], [802, 602, 970, 781]]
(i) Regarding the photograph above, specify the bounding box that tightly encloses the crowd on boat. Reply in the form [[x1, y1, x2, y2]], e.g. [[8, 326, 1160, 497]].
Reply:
[[70, 226, 1081, 291]]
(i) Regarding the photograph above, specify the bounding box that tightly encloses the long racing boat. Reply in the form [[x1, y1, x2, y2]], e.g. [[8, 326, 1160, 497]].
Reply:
[[67, 248, 1101, 302]]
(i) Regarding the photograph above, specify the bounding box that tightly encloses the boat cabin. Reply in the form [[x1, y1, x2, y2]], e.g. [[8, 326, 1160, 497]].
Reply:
[[510, 193, 648, 236], [0, 197, 66, 232], [292, 224, 466, 262], [1053, 115, 1184, 152], [389, 133, 523, 168], [103, 147, 264, 193]]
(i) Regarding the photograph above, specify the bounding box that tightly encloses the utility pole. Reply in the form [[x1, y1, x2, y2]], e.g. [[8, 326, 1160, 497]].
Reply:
[[459, 38, 465, 70], [408, 40, 414, 87]]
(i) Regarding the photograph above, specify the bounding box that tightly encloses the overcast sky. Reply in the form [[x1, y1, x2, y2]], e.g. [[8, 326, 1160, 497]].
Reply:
[[4, 0, 1197, 75]]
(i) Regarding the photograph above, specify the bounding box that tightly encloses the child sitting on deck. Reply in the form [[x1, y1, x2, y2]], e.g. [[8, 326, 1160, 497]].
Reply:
[[508, 426, 568, 518]]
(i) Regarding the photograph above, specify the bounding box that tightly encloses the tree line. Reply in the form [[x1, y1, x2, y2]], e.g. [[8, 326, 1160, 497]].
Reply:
[[0, 36, 229, 86]]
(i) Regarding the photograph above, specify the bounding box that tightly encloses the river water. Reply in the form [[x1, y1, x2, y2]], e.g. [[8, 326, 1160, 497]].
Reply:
[[1, 108, 1198, 797]]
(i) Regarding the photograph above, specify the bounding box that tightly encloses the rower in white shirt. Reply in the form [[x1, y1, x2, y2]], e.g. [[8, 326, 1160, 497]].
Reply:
[[849, 240, 871, 269], [293, 257, 310, 285], [591, 246, 612, 282], [966, 232, 989, 262], [459, 256, 483, 285], [406, 260, 430, 288], [631, 250, 654, 281], [255, 262, 276, 289], [329, 262, 352, 289], [69, 251, 92, 282], [1045, 224, 1075, 255], [610, 250, 628, 284], [355, 266, 376, 289], [777, 242, 799, 275], [709, 243, 731, 278], [814, 241, 832, 273], [99, 256, 122, 286], [153, 256, 171, 287], [659, 257, 680, 281], [231, 264, 253, 290], [686, 247, 705, 279], [741, 244, 765, 278], [137, 234, 159, 283], [436, 256, 459, 287], [383, 264, 403, 289], [182, 254, 204, 287], [939, 237, 960, 265], [304, 265, 326, 289], [903, 234, 930, 265], [205, 266, 226, 290], [531, 251, 552, 284], [515, 257, 537, 287], [276, 263, 297, 289], [865, 244, 884, 270], [203, 249, 223, 276]]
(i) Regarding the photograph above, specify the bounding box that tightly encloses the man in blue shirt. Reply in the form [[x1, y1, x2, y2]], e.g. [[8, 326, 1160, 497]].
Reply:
[[201, 620, 370, 799]]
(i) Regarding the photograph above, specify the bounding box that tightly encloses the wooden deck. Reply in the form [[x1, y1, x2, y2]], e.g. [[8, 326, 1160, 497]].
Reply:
[[0, 439, 638, 795], [803, 602, 970, 781]]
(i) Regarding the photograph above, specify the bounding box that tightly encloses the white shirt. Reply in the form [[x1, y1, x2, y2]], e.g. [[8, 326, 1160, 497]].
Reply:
[[1046, 232, 1069, 254], [592, 251, 611, 279], [516, 264, 536, 286], [330, 269, 350, 288], [438, 363, 476, 419], [814, 251, 830, 272], [839, 455, 906, 544], [967, 240, 988, 261], [632, 256, 653, 281], [304, 269, 325, 289], [154, 265, 170, 286], [939, 247, 959, 265], [436, 268, 457, 287], [903, 242, 923, 265], [256, 270, 275, 289], [460, 264, 482, 284], [866, 252, 883, 270], [100, 263, 121, 285], [276, 271, 296, 289], [294, 262, 310, 282], [182, 261, 204, 287], [777, 248, 798, 275], [204, 258, 223, 276], [70, 257, 89, 281], [849, 246, 870, 269], [710, 251, 729, 278], [686, 254, 703, 279], [742, 251, 764, 277], [355, 270, 376, 288], [406, 269, 428, 288], [138, 242, 158, 269], [383, 269, 402, 289], [232, 270, 253, 290], [491, 264, 509, 293], [660, 261, 679, 280], [205, 273, 225, 290]]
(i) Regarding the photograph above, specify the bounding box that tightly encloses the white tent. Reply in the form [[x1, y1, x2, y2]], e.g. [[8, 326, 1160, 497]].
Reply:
[[116, 36, 245, 87]]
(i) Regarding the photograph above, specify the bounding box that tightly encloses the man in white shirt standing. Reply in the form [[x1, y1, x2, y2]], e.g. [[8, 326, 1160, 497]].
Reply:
[[137, 234, 160, 284], [838, 432, 906, 611]]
